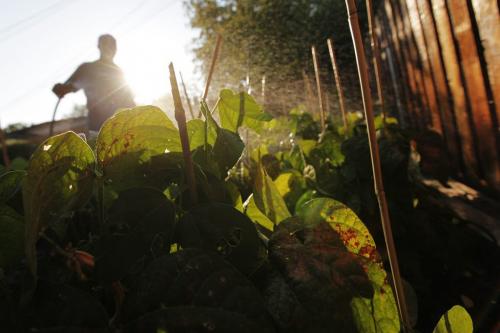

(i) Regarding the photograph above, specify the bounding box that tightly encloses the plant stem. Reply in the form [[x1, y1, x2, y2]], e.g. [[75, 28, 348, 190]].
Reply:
[[169, 63, 198, 205], [202, 34, 223, 102], [237, 91, 245, 129], [179, 71, 195, 119], [344, 0, 410, 330], [327, 38, 348, 130], [311, 46, 326, 135]]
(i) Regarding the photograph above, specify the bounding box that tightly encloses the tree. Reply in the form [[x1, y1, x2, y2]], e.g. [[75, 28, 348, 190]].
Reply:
[[185, 0, 368, 112]]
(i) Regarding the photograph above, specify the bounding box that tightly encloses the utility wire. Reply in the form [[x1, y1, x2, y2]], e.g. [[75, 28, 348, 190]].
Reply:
[[0, 0, 175, 114], [0, 0, 78, 43]]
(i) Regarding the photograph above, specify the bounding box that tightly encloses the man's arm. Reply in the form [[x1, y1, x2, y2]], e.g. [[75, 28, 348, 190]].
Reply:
[[52, 64, 86, 98]]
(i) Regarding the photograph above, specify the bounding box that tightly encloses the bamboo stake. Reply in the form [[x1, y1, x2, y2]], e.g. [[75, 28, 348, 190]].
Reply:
[[179, 71, 195, 120], [344, 0, 410, 330], [327, 38, 348, 129], [202, 34, 223, 102], [169, 63, 198, 205], [366, 0, 386, 124], [261, 75, 266, 105], [311, 46, 326, 133], [0, 121, 11, 169], [302, 70, 315, 112]]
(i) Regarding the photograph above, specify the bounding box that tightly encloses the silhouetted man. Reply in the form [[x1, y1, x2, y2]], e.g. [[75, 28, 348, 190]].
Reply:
[[52, 34, 135, 131]]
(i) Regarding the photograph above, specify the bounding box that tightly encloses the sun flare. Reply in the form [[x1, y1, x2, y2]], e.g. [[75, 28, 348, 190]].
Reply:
[[116, 39, 171, 105]]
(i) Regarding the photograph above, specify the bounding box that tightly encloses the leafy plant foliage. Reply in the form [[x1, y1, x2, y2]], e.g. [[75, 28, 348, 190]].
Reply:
[[1, 89, 489, 332]]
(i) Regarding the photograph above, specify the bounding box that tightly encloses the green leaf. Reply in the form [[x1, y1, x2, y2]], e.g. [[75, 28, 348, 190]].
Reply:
[[9, 157, 28, 171], [298, 198, 400, 333], [96, 106, 181, 191], [216, 89, 272, 133], [187, 119, 217, 150], [374, 114, 398, 130], [267, 218, 373, 332], [125, 249, 273, 331], [225, 181, 243, 212], [253, 162, 291, 226], [0, 170, 25, 204], [244, 194, 275, 232], [273, 171, 307, 214], [296, 139, 317, 157], [93, 187, 176, 282], [107, 187, 175, 242], [0, 205, 24, 268], [212, 128, 244, 176], [433, 305, 473, 333], [178, 203, 265, 275], [23, 132, 95, 276]]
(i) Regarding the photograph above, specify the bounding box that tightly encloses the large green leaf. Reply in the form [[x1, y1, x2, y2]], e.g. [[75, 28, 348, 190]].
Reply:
[[298, 198, 400, 333], [252, 162, 291, 226], [96, 106, 181, 191], [216, 89, 272, 133], [93, 187, 176, 282], [123, 249, 273, 331], [23, 132, 95, 276], [107, 187, 175, 241], [0, 170, 25, 204], [244, 194, 275, 232], [212, 127, 244, 176], [187, 118, 217, 151], [273, 171, 306, 213], [178, 203, 265, 275], [267, 218, 373, 332], [196, 102, 244, 179], [0, 205, 24, 268], [433, 305, 473, 333]]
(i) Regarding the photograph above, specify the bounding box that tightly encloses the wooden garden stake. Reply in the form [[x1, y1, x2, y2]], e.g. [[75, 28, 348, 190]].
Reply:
[[261, 75, 266, 105], [344, 0, 410, 330], [179, 71, 195, 119], [0, 121, 11, 169], [327, 38, 348, 129], [302, 70, 315, 112], [365, 0, 386, 125], [311, 46, 326, 134], [202, 34, 223, 102], [169, 63, 198, 204]]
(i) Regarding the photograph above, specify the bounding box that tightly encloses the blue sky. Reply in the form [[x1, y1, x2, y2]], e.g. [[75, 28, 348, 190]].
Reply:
[[0, 0, 199, 126]]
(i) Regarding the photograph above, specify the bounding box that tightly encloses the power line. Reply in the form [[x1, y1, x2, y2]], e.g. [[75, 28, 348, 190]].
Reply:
[[0, 0, 176, 114], [0, 0, 78, 43]]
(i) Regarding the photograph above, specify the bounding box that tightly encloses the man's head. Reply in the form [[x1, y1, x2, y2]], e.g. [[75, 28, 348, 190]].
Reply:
[[98, 34, 117, 61]]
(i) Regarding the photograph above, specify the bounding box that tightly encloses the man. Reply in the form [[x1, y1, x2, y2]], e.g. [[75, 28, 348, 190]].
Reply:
[[52, 34, 135, 132]]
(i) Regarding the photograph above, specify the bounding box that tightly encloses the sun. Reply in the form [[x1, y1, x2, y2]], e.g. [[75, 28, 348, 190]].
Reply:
[[120, 59, 170, 105], [116, 41, 170, 105]]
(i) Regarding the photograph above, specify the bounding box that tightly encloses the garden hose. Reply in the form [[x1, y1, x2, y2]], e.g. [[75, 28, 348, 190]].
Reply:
[[48, 97, 61, 137]]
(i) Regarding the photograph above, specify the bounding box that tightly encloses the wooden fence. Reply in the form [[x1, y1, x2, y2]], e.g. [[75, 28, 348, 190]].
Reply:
[[375, 0, 499, 192]]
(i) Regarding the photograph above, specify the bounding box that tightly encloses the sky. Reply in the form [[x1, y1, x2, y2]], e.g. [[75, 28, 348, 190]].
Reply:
[[0, 0, 200, 127]]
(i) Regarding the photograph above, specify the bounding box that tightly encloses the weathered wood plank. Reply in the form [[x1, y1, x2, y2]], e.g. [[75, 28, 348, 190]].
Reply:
[[384, 0, 425, 129], [447, 0, 500, 191], [470, 0, 500, 124], [430, 0, 481, 183], [415, 0, 461, 174], [391, 0, 431, 129], [403, 0, 443, 134]]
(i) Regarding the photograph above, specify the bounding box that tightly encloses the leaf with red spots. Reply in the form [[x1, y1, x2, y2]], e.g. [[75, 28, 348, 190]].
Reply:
[[298, 198, 400, 333], [96, 106, 182, 191], [267, 217, 373, 332], [23, 132, 95, 278]]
